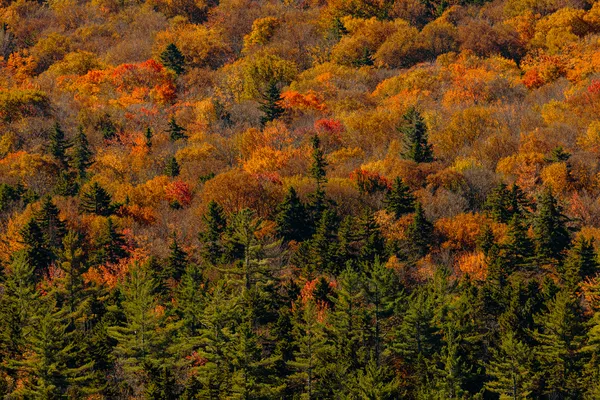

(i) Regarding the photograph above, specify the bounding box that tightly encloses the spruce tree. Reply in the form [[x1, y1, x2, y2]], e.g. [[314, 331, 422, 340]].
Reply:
[[70, 126, 93, 178], [54, 170, 78, 196], [398, 106, 434, 163], [91, 218, 129, 265], [561, 237, 598, 290], [405, 202, 434, 259], [79, 182, 115, 216], [308, 134, 328, 224], [308, 209, 338, 274], [199, 200, 227, 264], [159, 43, 185, 75], [145, 127, 153, 148], [175, 263, 207, 337], [504, 214, 534, 269], [166, 116, 187, 141], [164, 156, 180, 178], [48, 122, 71, 168], [34, 195, 66, 252], [385, 177, 415, 219], [275, 186, 309, 242], [56, 231, 87, 325], [533, 188, 570, 262], [485, 330, 534, 399], [477, 224, 495, 256], [20, 218, 52, 277], [485, 183, 512, 223], [357, 209, 386, 264], [165, 232, 188, 281], [259, 80, 285, 126]]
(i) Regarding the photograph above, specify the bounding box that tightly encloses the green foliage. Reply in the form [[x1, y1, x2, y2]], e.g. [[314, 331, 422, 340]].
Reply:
[[79, 182, 115, 216], [259, 81, 285, 126], [164, 156, 180, 177], [398, 107, 434, 163], [166, 116, 187, 141], [159, 43, 186, 75], [48, 123, 71, 168], [276, 186, 309, 242], [70, 126, 93, 178], [385, 177, 415, 219]]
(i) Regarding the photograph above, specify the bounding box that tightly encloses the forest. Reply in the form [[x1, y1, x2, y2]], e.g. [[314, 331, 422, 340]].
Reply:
[[2, 0, 600, 398]]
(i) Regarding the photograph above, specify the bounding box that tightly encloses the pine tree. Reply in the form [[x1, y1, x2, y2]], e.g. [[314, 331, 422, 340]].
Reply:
[[164, 156, 180, 178], [504, 214, 534, 269], [70, 126, 93, 178], [48, 122, 71, 168], [91, 217, 129, 265], [561, 237, 598, 290], [533, 188, 570, 262], [477, 224, 495, 256], [54, 170, 78, 196], [405, 202, 434, 259], [98, 113, 117, 140], [385, 177, 415, 219], [276, 186, 309, 242], [175, 263, 208, 337], [166, 116, 187, 141], [144, 127, 153, 148], [79, 182, 115, 216], [533, 290, 585, 398], [398, 107, 434, 163], [56, 231, 87, 323], [485, 183, 512, 223], [34, 195, 66, 252], [485, 330, 535, 399], [259, 81, 285, 126], [20, 218, 52, 277], [308, 134, 328, 224], [159, 43, 185, 75], [308, 209, 339, 274], [108, 265, 168, 391], [199, 200, 227, 264], [357, 209, 386, 264], [355, 358, 399, 399], [165, 232, 188, 281]]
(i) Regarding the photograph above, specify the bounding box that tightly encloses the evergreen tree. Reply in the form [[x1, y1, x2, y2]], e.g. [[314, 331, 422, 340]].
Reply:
[[54, 170, 78, 197], [98, 114, 117, 140], [308, 134, 328, 224], [34, 195, 66, 252], [357, 209, 386, 264], [485, 182, 512, 223], [91, 218, 129, 265], [477, 224, 495, 256], [164, 156, 180, 178], [165, 232, 188, 281], [405, 202, 434, 259], [199, 200, 227, 264], [79, 182, 115, 216], [561, 237, 598, 290], [486, 330, 535, 399], [55, 231, 87, 323], [259, 81, 285, 126], [175, 263, 207, 337], [159, 43, 185, 75], [166, 116, 187, 141], [532, 290, 585, 398], [385, 177, 415, 219], [398, 106, 434, 163], [275, 186, 309, 242], [533, 188, 570, 262], [70, 126, 93, 178], [144, 127, 153, 148], [20, 218, 52, 277], [48, 122, 71, 168], [308, 209, 339, 274], [354, 358, 399, 399], [504, 214, 534, 269]]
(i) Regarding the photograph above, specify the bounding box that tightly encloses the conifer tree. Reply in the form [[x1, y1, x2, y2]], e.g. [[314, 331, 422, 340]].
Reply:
[[70, 126, 93, 178], [98, 114, 117, 140], [385, 177, 415, 219], [159, 43, 185, 75], [175, 264, 207, 337], [308, 209, 338, 274], [357, 209, 386, 264], [485, 330, 534, 399], [398, 107, 434, 163], [259, 81, 285, 126], [355, 358, 399, 399], [165, 232, 188, 281], [485, 183, 512, 223], [56, 231, 87, 323], [561, 237, 598, 290], [275, 186, 309, 242], [54, 170, 78, 197], [477, 225, 495, 256], [335, 216, 357, 269], [20, 218, 52, 277], [144, 127, 153, 148], [533, 290, 585, 398], [308, 134, 328, 223], [405, 202, 434, 259], [48, 122, 71, 168], [199, 200, 227, 264], [533, 188, 570, 262], [166, 116, 187, 141], [164, 156, 180, 178], [35, 195, 66, 252], [92, 218, 129, 265], [79, 182, 115, 216], [504, 214, 534, 269]]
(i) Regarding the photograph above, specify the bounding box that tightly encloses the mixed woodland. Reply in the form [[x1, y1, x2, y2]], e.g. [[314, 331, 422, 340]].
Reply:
[[4, 0, 600, 398]]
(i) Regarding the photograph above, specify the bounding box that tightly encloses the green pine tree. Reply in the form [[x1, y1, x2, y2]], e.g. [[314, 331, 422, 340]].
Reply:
[[19, 218, 52, 277], [259, 81, 285, 126], [561, 237, 598, 291], [164, 156, 180, 178], [34, 195, 66, 252], [357, 208, 386, 264], [166, 116, 187, 141], [308, 134, 328, 224], [533, 188, 570, 263], [48, 122, 71, 168], [79, 182, 115, 216], [405, 202, 434, 259], [70, 126, 93, 178], [144, 127, 153, 148], [504, 214, 534, 269], [398, 107, 434, 163], [385, 177, 415, 219], [276, 186, 309, 242], [485, 183, 512, 223], [98, 113, 117, 140], [91, 217, 129, 265], [165, 232, 188, 281], [159, 43, 185, 75], [199, 200, 227, 264]]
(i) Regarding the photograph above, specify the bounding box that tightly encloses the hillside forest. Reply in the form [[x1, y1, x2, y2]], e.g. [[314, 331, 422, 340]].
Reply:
[[4, 0, 600, 398]]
